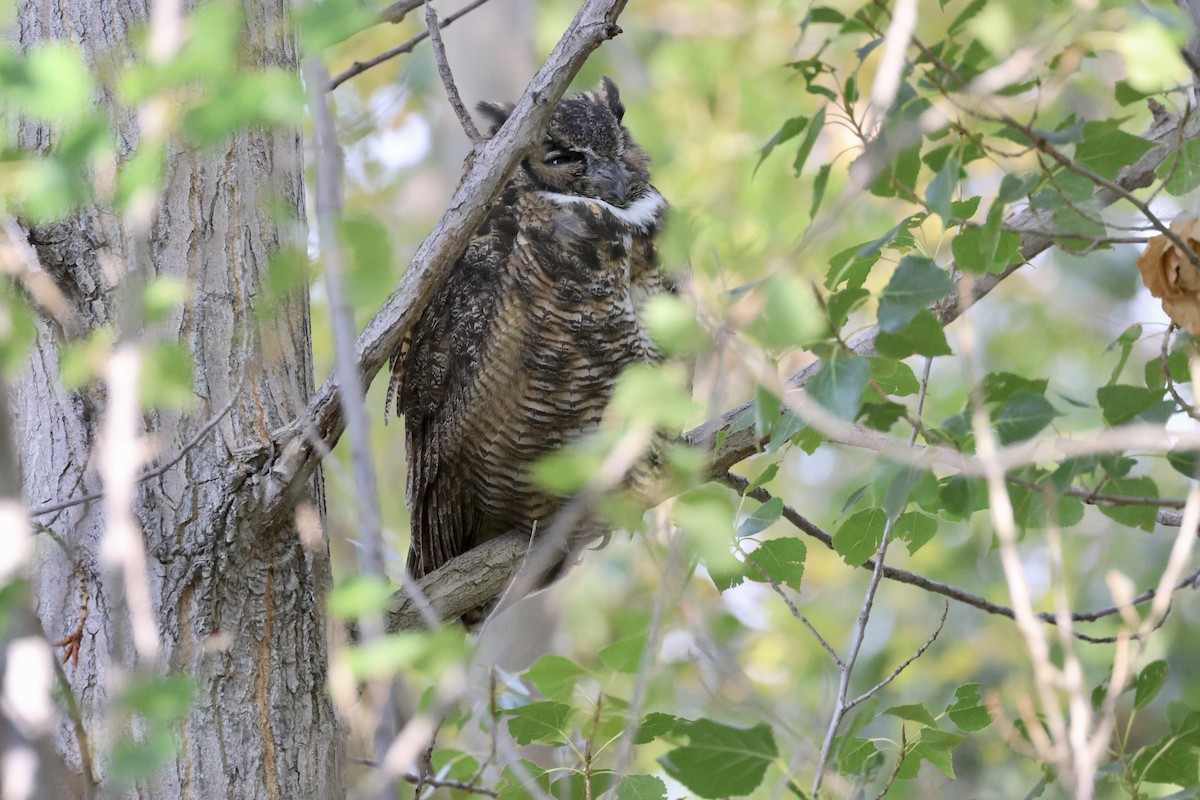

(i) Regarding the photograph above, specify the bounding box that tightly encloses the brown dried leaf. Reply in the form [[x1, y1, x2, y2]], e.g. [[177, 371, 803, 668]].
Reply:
[[1164, 294, 1200, 337], [1137, 217, 1200, 335]]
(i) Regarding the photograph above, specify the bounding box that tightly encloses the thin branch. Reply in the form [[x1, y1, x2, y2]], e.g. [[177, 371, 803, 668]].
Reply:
[[425, 0, 482, 144], [812, 355, 930, 797], [610, 510, 684, 780], [846, 602, 948, 711], [349, 758, 500, 797], [739, 539, 842, 667], [687, 101, 1200, 479], [718, 472, 1198, 643], [328, 0, 497, 91]]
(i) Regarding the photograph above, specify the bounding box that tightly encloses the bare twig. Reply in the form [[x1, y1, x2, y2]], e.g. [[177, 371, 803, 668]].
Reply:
[[723, 472, 1200, 644], [846, 602, 948, 711], [348, 758, 500, 797], [811, 351, 931, 797], [424, 0, 482, 144], [610, 511, 684, 779], [328, 0, 497, 91], [739, 538, 842, 666]]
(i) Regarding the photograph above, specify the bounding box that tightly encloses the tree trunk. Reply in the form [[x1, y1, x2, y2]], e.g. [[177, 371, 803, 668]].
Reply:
[[12, 0, 343, 796]]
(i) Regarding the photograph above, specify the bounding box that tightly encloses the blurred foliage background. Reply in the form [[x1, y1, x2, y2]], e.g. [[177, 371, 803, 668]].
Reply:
[[304, 0, 1200, 795]]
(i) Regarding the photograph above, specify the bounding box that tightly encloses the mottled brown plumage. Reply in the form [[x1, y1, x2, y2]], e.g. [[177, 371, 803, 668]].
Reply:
[[389, 78, 671, 581]]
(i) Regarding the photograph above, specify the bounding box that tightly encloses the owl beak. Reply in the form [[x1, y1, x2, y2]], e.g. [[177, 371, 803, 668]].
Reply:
[[597, 166, 629, 206]]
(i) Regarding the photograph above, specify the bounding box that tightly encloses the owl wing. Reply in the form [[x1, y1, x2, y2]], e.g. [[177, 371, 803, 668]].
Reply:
[[394, 226, 529, 578]]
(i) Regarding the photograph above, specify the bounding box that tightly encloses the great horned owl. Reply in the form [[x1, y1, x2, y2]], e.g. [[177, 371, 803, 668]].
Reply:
[[389, 77, 671, 583]]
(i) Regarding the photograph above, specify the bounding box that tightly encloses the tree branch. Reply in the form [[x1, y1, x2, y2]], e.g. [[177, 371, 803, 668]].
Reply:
[[329, 0, 499, 91], [259, 0, 629, 524], [689, 103, 1200, 477], [380, 103, 1200, 630]]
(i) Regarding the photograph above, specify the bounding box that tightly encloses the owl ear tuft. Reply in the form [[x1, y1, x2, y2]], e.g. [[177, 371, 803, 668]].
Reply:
[[476, 101, 514, 135], [596, 76, 625, 122]]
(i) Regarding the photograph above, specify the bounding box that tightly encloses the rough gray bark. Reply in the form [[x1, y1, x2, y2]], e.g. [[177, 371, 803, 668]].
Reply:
[[13, 0, 341, 797]]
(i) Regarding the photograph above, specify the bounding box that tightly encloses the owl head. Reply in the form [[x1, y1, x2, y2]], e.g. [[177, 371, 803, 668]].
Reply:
[[477, 77, 652, 209]]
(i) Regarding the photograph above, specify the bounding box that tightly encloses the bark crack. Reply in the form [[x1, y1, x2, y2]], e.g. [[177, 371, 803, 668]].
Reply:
[[256, 569, 281, 800]]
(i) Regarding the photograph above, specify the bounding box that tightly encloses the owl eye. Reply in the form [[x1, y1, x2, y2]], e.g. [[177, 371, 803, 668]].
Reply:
[[544, 149, 585, 167]]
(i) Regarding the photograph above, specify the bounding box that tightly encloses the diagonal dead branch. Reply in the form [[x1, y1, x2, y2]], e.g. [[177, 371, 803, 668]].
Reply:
[[260, 0, 629, 525]]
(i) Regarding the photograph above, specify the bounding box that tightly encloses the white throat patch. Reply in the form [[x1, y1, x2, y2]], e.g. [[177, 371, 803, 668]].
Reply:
[[537, 189, 665, 231]]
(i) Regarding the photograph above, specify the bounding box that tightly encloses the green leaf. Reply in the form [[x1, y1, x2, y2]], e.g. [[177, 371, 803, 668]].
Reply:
[[140, 342, 195, 410], [609, 363, 699, 428], [834, 507, 887, 565], [948, 0, 987, 33], [894, 511, 937, 555], [886, 703, 938, 727], [1073, 121, 1155, 180], [745, 275, 823, 350], [1135, 660, 1169, 711], [0, 289, 37, 375], [644, 294, 706, 355], [1097, 384, 1163, 426], [658, 719, 777, 799], [182, 69, 305, 145], [1168, 450, 1200, 478], [926, 152, 959, 222], [118, 676, 194, 724], [1131, 730, 1200, 786], [757, 117, 809, 173], [295, 0, 377, 52], [860, 399, 906, 431], [994, 391, 1057, 445], [951, 224, 1022, 274], [525, 654, 587, 700], [346, 630, 468, 681], [836, 736, 881, 775], [674, 485, 740, 582], [504, 701, 573, 745], [875, 309, 952, 358], [20, 43, 95, 122], [982, 372, 1048, 405], [498, 760, 551, 800], [142, 277, 190, 324], [868, 357, 919, 396], [807, 6, 845, 24], [599, 631, 648, 674], [616, 775, 668, 800], [744, 537, 806, 592], [939, 475, 981, 519], [738, 497, 783, 537], [1106, 324, 1142, 384], [1097, 476, 1158, 532], [1161, 138, 1200, 196], [909, 728, 965, 779], [636, 712, 680, 744], [341, 213, 394, 315], [810, 164, 831, 219], [793, 106, 826, 176], [746, 463, 779, 493], [807, 354, 870, 420], [877, 256, 955, 333], [328, 575, 393, 619], [946, 684, 992, 732], [430, 749, 480, 782]]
